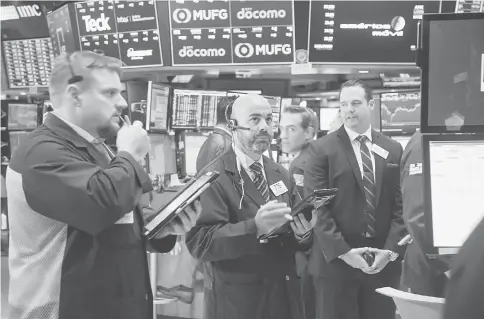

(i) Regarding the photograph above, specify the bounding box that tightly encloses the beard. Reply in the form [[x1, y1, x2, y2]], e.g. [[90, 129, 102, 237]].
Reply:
[[96, 118, 121, 139], [238, 131, 272, 155]]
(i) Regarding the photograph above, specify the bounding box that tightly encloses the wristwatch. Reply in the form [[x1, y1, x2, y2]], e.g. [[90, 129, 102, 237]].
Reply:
[[388, 251, 399, 262]]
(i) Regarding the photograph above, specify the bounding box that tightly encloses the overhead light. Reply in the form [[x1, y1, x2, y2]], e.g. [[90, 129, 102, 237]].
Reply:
[[20, 92, 27, 95], [358, 70, 369, 74]]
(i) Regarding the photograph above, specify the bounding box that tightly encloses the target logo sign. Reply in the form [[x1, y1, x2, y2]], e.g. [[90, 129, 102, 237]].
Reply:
[[172, 8, 191, 24], [234, 43, 254, 58]]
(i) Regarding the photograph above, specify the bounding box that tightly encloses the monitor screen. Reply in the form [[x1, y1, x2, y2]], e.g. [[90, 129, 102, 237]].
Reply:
[[3, 38, 54, 88], [307, 1, 441, 64], [422, 15, 484, 133], [7, 103, 38, 130], [184, 133, 208, 176], [9, 130, 30, 158], [146, 82, 170, 132], [320, 108, 340, 131], [427, 139, 484, 249], [381, 92, 420, 134], [148, 133, 177, 175]]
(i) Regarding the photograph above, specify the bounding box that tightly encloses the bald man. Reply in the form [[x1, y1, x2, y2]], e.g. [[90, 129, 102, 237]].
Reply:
[[186, 94, 316, 319]]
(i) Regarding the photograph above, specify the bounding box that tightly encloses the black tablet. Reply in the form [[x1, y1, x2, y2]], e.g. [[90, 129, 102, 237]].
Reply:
[[144, 171, 219, 239], [258, 188, 339, 241]]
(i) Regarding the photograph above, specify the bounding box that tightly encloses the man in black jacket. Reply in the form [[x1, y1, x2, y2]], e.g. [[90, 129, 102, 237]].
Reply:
[[6, 51, 200, 319], [196, 97, 232, 172], [400, 131, 450, 297], [279, 106, 318, 319]]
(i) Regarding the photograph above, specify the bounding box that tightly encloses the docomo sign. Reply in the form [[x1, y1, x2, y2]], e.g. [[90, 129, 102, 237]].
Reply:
[[236, 8, 286, 20], [235, 43, 292, 58], [178, 46, 226, 58], [172, 8, 228, 23]]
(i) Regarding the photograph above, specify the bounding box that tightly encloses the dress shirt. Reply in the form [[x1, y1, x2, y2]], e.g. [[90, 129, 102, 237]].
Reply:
[[344, 125, 375, 180], [233, 143, 267, 181]]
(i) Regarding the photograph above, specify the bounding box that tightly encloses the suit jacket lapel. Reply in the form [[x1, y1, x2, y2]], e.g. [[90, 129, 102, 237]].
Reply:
[[223, 149, 267, 208], [337, 127, 365, 195], [372, 131, 385, 207]]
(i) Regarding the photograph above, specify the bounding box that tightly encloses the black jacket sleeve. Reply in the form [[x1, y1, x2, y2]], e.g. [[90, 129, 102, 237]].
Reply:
[[22, 140, 152, 235]]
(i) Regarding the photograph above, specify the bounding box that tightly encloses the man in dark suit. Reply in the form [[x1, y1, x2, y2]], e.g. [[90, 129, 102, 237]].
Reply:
[[444, 217, 484, 319], [280, 106, 319, 319], [304, 80, 407, 319], [196, 97, 233, 172], [400, 131, 450, 297], [186, 94, 316, 319]]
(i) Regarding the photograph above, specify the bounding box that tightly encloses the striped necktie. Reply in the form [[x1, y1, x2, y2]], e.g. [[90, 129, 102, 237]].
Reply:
[[250, 162, 270, 202], [356, 135, 377, 237]]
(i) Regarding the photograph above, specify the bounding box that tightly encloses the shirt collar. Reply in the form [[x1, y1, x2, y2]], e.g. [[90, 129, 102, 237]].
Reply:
[[233, 143, 264, 171], [52, 112, 104, 144], [345, 125, 373, 143]]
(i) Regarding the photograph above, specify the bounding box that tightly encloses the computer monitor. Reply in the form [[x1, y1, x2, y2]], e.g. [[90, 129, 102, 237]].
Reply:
[[148, 133, 177, 175], [420, 12, 484, 134], [423, 134, 484, 255], [146, 82, 171, 132], [9, 131, 30, 158], [381, 91, 420, 135], [183, 132, 208, 177], [319, 108, 340, 131], [7, 103, 38, 130]]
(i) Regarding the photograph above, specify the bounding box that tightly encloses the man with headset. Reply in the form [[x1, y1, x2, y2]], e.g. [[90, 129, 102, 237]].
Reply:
[[186, 94, 316, 319], [6, 51, 200, 319]]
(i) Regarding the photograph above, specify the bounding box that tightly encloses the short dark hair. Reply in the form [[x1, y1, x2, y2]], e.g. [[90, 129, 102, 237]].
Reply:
[[282, 106, 319, 136], [339, 80, 373, 101]]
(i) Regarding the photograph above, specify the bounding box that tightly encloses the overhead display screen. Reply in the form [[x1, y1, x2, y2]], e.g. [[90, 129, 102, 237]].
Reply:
[[381, 92, 421, 134], [47, 4, 78, 56], [2, 38, 54, 88], [454, 0, 484, 13], [424, 17, 484, 133], [74, 0, 164, 67], [308, 1, 440, 64], [169, 0, 295, 65], [0, 1, 49, 41]]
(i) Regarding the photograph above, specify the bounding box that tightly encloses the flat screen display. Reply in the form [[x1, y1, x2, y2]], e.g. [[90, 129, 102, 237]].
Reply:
[[148, 133, 177, 175], [2, 38, 54, 88], [0, 1, 49, 40], [146, 82, 170, 132], [307, 1, 440, 64], [168, 0, 295, 65], [184, 133, 208, 177], [74, 0, 164, 67], [427, 139, 484, 248], [320, 108, 340, 131], [422, 16, 484, 133], [7, 104, 38, 130], [9, 130, 30, 158], [381, 92, 420, 134]]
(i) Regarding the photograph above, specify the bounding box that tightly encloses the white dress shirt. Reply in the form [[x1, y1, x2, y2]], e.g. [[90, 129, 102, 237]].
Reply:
[[233, 143, 267, 182], [344, 125, 376, 180]]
